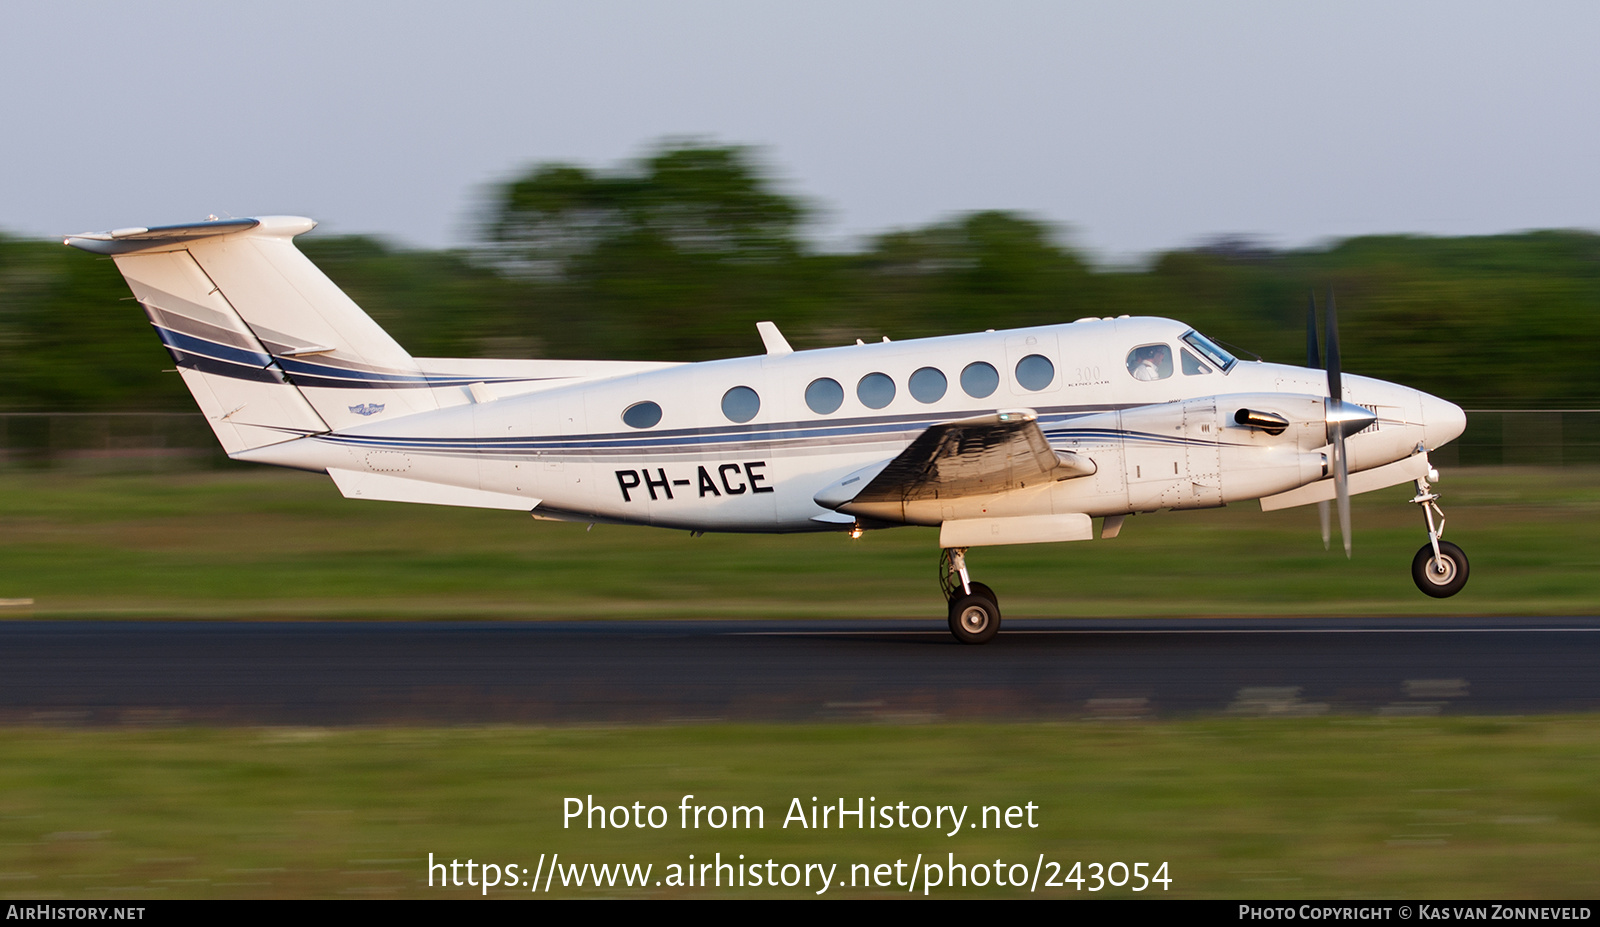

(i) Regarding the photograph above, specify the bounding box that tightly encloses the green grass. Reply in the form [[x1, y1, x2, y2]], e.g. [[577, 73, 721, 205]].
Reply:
[[0, 465, 1596, 619], [3, 467, 1598, 899], [1, 719, 1598, 898]]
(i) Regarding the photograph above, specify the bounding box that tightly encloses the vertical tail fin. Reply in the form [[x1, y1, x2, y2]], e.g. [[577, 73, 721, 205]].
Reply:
[[66, 216, 442, 453]]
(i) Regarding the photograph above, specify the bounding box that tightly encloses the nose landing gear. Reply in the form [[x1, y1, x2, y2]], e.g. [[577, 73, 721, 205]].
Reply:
[[940, 547, 1001, 644], [1410, 465, 1469, 597]]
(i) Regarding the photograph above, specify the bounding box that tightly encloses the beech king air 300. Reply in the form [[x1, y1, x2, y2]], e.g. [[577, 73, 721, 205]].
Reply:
[[67, 216, 1470, 643]]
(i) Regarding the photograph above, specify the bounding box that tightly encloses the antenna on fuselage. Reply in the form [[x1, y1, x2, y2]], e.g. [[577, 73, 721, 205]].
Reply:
[[1306, 292, 1321, 369], [756, 321, 793, 356]]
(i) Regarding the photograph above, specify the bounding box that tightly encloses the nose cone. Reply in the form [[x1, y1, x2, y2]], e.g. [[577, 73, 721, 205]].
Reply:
[[1420, 392, 1466, 450]]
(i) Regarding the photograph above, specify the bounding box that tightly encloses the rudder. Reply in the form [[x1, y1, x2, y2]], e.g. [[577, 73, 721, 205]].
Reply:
[[66, 216, 442, 454], [66, 221, 327, 454], [183, 218, 442, 429]]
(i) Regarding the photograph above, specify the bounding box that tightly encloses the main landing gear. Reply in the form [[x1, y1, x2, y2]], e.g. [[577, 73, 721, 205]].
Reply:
[[1410, 466, 1468, 597], [940, 548, 1000, 644]]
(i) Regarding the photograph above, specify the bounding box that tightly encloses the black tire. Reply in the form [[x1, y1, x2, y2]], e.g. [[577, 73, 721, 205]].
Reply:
[[942, 576, 998, 606], [948, 590, 1001, 645], [1412, 541, 1469, 598], [964, 581, 999, 608]]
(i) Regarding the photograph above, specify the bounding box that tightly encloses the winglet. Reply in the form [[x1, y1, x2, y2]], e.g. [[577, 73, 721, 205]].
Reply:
[[756, 321, 793, 356]]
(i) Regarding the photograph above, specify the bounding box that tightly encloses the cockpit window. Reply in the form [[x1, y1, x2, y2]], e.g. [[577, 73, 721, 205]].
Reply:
[[1126, 344, 1173, 381], [1180, 348, 1213, 376], [1180, 329, 1236, 372]]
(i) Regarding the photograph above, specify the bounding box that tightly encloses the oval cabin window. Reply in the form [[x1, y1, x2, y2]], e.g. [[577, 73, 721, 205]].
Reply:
[[721, 386, 761, 423], [857, 372, 896, 410], [961, 361, 999, 398], [622, 401, 662, 429], [1015, 354, 1055, 391], [805, 377, 844, 415], [909, 367, 948, 403]]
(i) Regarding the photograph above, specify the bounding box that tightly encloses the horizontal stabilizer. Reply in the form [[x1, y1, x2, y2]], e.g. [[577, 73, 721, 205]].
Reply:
[[328, 468, 538, 511], [65, 219, 262, 254]]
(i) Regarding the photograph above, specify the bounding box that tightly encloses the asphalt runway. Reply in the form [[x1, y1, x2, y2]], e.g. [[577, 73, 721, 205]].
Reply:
[[3, 617, 1598, 725]]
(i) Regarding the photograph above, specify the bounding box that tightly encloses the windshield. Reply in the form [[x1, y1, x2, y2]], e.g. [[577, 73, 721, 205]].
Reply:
[[1180, 329, 1236, 373]]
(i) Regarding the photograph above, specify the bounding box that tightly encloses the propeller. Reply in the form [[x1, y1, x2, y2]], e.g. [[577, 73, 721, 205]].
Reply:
[[1314, 290, 1376, 558], [1307, 295, 1330, 551], [1328, 290, 1352, 557]]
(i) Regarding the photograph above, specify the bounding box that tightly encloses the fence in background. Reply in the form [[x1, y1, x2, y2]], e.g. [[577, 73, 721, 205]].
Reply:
[[0, 410, 1596, 469], [1433, 411, 1600, 467], [0, 413, 228, 468]]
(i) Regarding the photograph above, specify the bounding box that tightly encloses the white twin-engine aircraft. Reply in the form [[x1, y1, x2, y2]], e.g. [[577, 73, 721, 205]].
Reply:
[[67, 216, 1469, 643]]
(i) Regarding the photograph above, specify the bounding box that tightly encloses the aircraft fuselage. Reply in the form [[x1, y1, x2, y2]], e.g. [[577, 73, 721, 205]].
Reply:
[[242, 316, 1465, 534]]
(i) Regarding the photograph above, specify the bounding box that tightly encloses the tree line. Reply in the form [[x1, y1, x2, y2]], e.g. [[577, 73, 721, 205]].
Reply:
[[3, 143, 1598, 411]]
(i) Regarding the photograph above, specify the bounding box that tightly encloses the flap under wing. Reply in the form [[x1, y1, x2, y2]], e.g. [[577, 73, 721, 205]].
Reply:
[[825, 409, 1096, 507]]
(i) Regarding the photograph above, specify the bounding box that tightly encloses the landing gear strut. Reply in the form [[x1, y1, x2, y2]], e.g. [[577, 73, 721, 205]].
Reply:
[[940, 548, 1001, 644], [1410, 465, 1469, 597]]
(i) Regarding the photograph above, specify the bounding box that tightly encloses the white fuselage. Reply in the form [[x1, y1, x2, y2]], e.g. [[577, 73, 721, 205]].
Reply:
[[242, 316, 1466, 534]]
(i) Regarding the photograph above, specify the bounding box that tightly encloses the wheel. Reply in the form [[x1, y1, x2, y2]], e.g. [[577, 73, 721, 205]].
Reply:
[[947, 580, 999, 608], [1412, 540, 1469, 598], [948, 590, 1001, 645]]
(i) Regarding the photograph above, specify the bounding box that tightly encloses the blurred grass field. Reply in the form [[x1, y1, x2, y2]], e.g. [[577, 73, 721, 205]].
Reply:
[[3, 466, 1599, 900], [2, 718, 1598, 899], [0, 465, 1595, 619]]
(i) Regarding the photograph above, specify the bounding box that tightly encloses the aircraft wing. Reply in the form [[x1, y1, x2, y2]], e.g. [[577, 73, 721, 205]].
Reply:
[[824, 409, 1096, 507]]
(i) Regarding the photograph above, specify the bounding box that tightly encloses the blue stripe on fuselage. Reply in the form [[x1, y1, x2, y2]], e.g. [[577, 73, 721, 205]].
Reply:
[[317, 412, 1245, 459], [156, 325, 1259, 457], [155, 326, 555, 389]]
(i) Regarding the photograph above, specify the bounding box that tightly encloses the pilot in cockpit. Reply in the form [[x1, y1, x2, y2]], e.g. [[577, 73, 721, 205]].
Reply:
[[1128, 344, 1172, 381]]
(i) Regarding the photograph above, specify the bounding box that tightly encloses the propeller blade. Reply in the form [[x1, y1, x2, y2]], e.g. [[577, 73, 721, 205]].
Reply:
[[1333, 431, 1352, 558], [1322, 290, 1356, 556], [1309, 293, 1332, 550], [1325, 289, 1341, 403], [1306, 292, 1321, 369]]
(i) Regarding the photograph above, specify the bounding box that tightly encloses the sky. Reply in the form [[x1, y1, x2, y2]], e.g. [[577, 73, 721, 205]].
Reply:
[[4, 1, 1599, 263]]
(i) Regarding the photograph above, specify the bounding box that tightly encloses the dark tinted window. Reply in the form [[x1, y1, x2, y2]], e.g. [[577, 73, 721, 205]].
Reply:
[[908, 367, 947, 403], [961, 361, 999, 398], [805, 377, 844, 414], [857, 372, 896, 409], [721, 386, 760, 423], [1015, 354, 1055, 391], [622, 401, 662, 429]]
